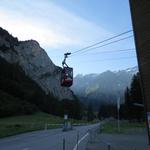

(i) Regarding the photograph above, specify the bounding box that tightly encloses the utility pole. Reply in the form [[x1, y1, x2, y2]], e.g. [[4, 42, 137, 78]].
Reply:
[[129, 0, 150, 144], [117, 96, 120, 132]]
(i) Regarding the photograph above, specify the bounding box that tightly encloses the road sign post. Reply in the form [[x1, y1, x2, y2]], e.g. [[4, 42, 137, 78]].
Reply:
[[63, 138, 65, 150], [117, 97, 120, 132]]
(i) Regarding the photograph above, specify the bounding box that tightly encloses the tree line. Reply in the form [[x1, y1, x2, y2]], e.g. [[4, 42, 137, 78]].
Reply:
[[122, 72, 144, 121], [96, 72, 144, 122]]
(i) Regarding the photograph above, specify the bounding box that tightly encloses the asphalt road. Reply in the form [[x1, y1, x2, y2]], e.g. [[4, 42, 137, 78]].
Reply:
[[0, 123, 100, 150]]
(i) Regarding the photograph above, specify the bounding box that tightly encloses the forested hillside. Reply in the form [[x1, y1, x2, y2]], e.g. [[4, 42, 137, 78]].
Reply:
[[97, 72, 144, 121], [0, 57, 82, 119], [0, 27, 74, 100]]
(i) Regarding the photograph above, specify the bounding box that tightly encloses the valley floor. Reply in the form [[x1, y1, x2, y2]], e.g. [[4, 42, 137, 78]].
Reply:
[[86, 131, 150, 150], [0, 112, 91, 138], [86, 125, 149, 150]]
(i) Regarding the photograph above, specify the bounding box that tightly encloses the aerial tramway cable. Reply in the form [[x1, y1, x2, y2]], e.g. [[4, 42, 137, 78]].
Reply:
[[71, 29, 133, 55], [70, 35, 133, 57], [75, 48, 135, 56], [60, 29, 134, 87]]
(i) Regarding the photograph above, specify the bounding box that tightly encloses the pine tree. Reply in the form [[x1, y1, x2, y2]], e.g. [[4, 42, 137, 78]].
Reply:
[[124, 87, 131, 119], [130, 73, 144, 121], [124, 73, 144, 121], [87, 103, 94, 121]]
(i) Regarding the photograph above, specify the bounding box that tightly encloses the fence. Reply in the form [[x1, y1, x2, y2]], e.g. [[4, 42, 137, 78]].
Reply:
[[61, 124, 100, 150], [85, 124, 145, 150]]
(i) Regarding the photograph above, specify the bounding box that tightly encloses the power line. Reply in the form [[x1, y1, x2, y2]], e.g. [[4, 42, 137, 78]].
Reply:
[[70, 48, 135, 57], [71, 29, 133, 55], [73, 56, 136, 64], [71, 35, 133, 57]]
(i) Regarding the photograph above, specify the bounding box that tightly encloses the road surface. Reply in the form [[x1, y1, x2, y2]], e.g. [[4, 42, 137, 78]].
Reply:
[[0, 123, 99, 150]]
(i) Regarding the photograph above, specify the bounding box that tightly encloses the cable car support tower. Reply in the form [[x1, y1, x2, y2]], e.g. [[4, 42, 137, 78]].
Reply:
[[62, 52, 71, 67]]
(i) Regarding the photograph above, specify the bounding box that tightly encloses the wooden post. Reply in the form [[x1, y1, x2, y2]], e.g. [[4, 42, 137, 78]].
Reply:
[[63, 138, 65, 150]]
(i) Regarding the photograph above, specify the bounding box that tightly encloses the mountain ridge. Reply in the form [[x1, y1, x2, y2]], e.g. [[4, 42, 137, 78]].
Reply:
[[71, 66, 138, 110], [0, 27, 74, 100]]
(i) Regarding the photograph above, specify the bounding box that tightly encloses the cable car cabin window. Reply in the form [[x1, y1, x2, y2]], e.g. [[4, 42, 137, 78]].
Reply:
[[61, 67, 73, 87]]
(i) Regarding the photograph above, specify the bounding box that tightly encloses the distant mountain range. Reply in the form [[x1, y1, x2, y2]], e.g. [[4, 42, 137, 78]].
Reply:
[[71, 67, 138, 110]]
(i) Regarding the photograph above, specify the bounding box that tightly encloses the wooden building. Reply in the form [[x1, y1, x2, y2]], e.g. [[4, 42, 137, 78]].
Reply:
[[129, 0, 150, 143]]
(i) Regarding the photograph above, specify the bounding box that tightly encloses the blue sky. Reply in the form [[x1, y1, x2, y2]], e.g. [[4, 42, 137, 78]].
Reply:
[[0, 0, 137, 75]]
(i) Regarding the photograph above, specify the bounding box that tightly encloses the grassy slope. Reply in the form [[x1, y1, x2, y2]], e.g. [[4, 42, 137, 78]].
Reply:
[[0, 112, 91, 138], [101, 119, 146, 133], [0, 112, 65, 138]]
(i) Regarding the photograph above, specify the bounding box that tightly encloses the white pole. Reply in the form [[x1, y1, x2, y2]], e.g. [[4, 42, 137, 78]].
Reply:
[[117, 97, 120, 132]]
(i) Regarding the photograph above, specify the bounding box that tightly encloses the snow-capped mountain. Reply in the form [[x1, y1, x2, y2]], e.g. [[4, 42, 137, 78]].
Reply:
[[71, 67, 138, 110]]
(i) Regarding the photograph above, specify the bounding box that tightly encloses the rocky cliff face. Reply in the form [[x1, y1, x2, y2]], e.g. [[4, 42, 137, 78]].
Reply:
[[0, 27, 74, 100]]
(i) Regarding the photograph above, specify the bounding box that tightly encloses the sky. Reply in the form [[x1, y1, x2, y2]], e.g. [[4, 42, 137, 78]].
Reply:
[[0, 0, 138, 75]]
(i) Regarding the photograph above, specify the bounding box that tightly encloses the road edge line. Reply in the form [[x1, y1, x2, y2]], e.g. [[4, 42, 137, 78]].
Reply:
[[73, 132, 89, 150]]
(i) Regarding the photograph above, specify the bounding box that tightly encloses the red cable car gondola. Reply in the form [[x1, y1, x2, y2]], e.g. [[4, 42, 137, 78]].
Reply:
[[61, 53, 73, 87]]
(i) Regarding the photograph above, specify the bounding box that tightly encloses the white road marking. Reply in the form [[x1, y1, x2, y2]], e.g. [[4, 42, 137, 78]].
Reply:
[[73, 132, 89, 150]]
